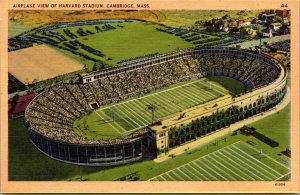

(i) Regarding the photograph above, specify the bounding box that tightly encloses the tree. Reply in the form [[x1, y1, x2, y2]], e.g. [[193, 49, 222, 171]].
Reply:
[[252, 24, 264, 34], [273, 15, 283, 23], [92, 63, 98, 71]]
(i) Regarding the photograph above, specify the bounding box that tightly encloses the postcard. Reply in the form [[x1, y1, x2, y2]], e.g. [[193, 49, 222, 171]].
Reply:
[[0, 0, 299, 193]]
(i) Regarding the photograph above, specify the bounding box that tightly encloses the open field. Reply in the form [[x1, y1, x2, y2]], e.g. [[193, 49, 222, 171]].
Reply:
[[8, 44, 82, 84], [51, 21, 194, 67], [74, 77, 239, 140], [8, 21, 30, 38], [150, 141, 290, 181]]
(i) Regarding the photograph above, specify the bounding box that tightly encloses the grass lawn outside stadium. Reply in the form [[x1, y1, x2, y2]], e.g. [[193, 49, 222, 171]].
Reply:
[[8, 76, 290, 181], [47, 21, 194, 69]]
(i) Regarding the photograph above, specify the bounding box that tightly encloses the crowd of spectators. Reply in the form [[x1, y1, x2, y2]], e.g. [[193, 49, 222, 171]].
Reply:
[[26, 52, 280, 145]]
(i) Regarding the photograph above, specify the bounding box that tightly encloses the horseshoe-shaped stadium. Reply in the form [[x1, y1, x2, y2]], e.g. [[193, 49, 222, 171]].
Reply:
[[24, 47, 288, 166]]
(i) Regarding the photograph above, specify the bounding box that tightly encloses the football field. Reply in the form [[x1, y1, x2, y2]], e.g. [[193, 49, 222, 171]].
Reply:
[[74, 78, 231, 139], [150, 141, 290, 181]]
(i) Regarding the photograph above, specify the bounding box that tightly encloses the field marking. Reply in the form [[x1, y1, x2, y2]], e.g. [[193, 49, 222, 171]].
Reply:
[[150, 95, 179, 113], [226, 146, 277, 180], [180, 85, 214, 103], [231, 144, 283, 177], [221, 148, 267, 180], [178, 167, 196, 180], [196, 159, 228, 180], [165, 173, 176, 181], [238, 141, 290, 170], [158, 92, 189, 109], [139, 97, 169, 116], [214, 151, 256, 181], [176, 168, 193, 181], [99, 79, 207, 111], [169, 171, 185, 181], [95, 79, 227, 134], [185, 164, 208, 180], [168, 88, 199, 105], [208, 81, 233, 95], [94, 111, 123, 134], [181, 89, 209, 104], [275, 172, 290, 181], [104, 107, 139, 129], [148, 141, 240, 181], [183, 84, 216, 101], [192, 161, 220, 180], [149, 141, 289, 181], [119, 103, 150, 124], [204, 155, 237, 180], [158, 175, 167, 181], [195, 82, 226, 98], [122, 102, 151, 123], [97, 109, 145, 134], [233, 146, 281, 175], [206, 154, 243, 180], [180, 166, 202, 181]]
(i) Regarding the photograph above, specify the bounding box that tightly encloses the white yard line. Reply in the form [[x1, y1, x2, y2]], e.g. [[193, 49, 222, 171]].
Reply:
[[158, 175, 167, 181], [197, 158, 229, 181], [94, 111, 123, 134], [206, 155, 242, 180], [232, 146, 281, 178], [209, 82, 232, 94], [224, 147, 274, 180], [99, 79, 206, 111], [177, 168, 193, 180], [185, 164, 208, 180], [214, 151, 256, 181], [181, 166, 203, 181], [166, 172, 176, 181], [195, 82, 224, 98], [192, 161, 220, 181], [120, 103, 150, 124], [150, 95, 179, 113], [275, 172, 290, 181], [218, 151, 264, 181], [161, 92, 185, 112], [181, 85, 212, 102], [167, 88, 199, 105], [238, 141, 290, 170], [170, 170, 185, 181], [111, 107, 142, 128]]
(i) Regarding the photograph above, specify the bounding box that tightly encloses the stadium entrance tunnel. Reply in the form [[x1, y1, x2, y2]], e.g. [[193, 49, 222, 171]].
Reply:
[[25, 47, 288, 166]]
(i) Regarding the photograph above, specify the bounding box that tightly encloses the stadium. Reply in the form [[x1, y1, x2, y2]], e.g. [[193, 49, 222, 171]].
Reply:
[[24, 46, 287, 166]]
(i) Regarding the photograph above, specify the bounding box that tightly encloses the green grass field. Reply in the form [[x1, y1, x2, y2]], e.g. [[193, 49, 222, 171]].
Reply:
[[8, 76, 289, 181], [73, 77, 243, 140], [8, 21, 31, 38], [48, 21, 194, 69], [150, 141, 290, 181]]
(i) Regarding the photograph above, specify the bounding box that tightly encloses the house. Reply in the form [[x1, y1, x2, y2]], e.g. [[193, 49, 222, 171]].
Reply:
[[271, 22, 282, 31], [279, 24, 290, 35], [221, 15, 231, 21], [240, 27, 257, 36], [275, 10, 291, 20], [237, 18, 253, 27], [262, 29, 273, 37], [8, 93, 37, 118], [222, 26, 229, 32]]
